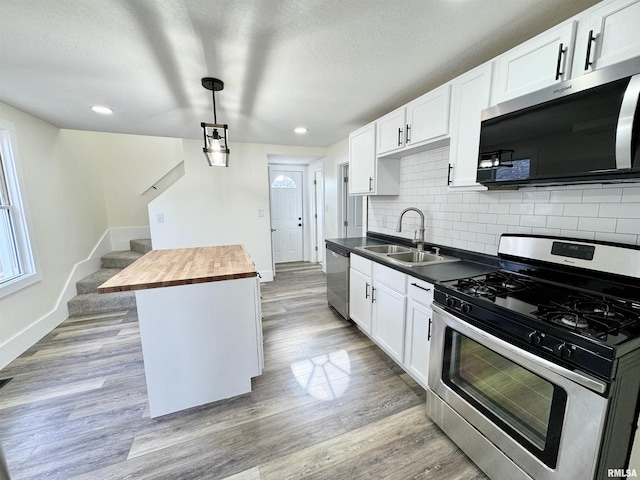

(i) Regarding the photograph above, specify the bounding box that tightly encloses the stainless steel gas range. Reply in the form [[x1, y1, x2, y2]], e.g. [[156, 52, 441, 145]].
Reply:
[[427, 234, 640, 480]]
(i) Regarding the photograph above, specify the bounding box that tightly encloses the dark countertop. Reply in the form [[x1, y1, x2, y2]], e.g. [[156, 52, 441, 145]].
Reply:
[[326, 232, 499, 284]]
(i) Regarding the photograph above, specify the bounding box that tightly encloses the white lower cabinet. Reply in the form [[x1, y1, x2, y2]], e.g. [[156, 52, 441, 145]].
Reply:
[[403, 277, 434, 389], [371, 262, 407, 363], [350, 254, 373, 334], [404, 299, 432, 389], [372, 280, 406, 363], [349, 255, 434, 388], [350, 268, 372, 334]]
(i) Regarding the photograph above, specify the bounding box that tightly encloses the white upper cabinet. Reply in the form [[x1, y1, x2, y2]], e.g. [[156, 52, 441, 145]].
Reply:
[[448, 62, 493, 189], [578, 0, 640, 73], [405, 84, 451, 146], [494, 21, 577, 104], [349, 122, 376, 194], [349, 122, 400, 196], [376, 107, 406, 156]]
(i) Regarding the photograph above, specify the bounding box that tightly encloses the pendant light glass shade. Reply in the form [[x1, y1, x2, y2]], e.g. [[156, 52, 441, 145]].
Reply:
[[201, 122, 229, 167], [201, 77, 230, 167]]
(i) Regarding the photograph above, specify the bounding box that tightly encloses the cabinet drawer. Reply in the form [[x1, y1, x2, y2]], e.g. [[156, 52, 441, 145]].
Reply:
[[351, 254, 372, 276], [407, 277, 434, 306], [373, 263, 406, 293]]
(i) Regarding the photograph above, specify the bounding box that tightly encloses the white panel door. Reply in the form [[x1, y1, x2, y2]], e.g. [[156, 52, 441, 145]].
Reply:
[[270, 171, 303, 263]]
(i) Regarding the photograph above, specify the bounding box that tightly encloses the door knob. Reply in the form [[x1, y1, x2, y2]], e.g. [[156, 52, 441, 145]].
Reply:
[[271, 229, 276, 232]]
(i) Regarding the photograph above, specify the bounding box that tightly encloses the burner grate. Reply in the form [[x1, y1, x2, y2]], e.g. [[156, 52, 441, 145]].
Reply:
[[455, 272, 536, 301], [533, 294, 640, 339]]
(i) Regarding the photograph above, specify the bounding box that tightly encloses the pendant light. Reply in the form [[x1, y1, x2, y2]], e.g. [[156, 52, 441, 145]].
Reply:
[[201, 77, 230, 167]]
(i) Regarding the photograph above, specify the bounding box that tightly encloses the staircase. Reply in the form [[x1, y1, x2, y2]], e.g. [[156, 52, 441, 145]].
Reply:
[[67, 239, 152, 317]]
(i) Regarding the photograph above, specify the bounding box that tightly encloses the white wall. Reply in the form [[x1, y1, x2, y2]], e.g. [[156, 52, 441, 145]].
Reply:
[[369, 146, 640, 254], [148, 139, 326, 280], [0, 103, 109, 366], [93, 132, 184, 227]]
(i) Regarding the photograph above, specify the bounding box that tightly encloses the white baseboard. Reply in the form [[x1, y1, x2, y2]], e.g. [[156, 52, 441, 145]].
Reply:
[[0, 226, 150, 370]]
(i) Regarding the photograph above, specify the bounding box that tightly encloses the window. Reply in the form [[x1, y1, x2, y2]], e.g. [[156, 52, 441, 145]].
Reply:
[[0, 119, 38, 297], [271, 175, 297, 189]]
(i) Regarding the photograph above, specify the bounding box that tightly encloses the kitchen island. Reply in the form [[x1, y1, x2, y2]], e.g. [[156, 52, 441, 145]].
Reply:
[[98, 245, 263, 418]]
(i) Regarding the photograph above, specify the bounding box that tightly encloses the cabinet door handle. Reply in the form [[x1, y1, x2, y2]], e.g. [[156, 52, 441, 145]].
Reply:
[[410, 282, 431, 292], [447, 164, 453, 186], [365, 282, 370, 299], [397, 127, 403, 147], [371, 286, 376, 303], [555, 42, 567, 81], [585, 29, 597, 71], [368, 176, 373, 192], [406, 124, 411, 143], [428, 317, 432, 341]]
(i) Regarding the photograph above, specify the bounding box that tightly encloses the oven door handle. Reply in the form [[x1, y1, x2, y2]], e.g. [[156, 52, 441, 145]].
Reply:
[[432, 304, 608, 394]]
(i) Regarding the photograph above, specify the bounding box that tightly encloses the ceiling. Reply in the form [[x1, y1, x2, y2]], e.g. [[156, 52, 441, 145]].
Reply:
[[0, 0, 600, 148]]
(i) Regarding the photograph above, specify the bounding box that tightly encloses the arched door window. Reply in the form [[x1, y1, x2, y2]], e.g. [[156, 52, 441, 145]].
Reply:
[[271, 175, 297, 189]]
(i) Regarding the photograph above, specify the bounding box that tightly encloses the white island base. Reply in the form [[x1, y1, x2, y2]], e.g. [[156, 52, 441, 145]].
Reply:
[[135, 276, 263, 418]]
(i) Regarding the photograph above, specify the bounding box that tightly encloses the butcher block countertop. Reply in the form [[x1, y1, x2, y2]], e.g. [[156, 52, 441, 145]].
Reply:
[[97, 245, 257, 293]]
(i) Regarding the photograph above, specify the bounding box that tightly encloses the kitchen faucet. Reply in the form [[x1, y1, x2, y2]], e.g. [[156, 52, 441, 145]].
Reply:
[[396, 207, 425, 252]]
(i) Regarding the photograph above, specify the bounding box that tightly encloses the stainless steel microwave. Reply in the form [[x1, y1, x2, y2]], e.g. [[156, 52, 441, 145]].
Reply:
[[477, 56, 640, 187]]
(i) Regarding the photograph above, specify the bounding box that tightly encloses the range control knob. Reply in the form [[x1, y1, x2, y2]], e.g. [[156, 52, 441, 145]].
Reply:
[[460, 302, 472, 314], [555, 343, 573, 359], [527, 331, 542, 345], [446, 296, 456, 307]]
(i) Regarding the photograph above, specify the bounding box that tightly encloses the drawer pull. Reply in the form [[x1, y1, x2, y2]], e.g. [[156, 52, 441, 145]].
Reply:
[[410, 282, 431, 292]]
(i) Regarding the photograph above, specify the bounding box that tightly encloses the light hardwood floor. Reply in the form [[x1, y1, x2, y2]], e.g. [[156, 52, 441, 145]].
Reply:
[[0, 262, 487, 479]]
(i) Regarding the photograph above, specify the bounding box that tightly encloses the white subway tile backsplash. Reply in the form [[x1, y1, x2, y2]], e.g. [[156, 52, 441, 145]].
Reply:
[[520, 215, 547, 228], [594, 232, 638, 244], [578, 217, 617, 232], [368, 147, 640, 255], [616, 219, 640, 234], [499, 191, 523, 203], [550, 190, 583, 203], [546, 216, 578, 229], [582, 188, 623, 203], [497, 214, 521, 225], [563, 203, 599, 217], [488, 203, 511, 214], [621, 186, 640, 202], [523, 191, 551, 203], [478, 213, 498, 224], [509, 203, 535, 215], [599, 203, 640, 219], [534, 203, 564, 216]]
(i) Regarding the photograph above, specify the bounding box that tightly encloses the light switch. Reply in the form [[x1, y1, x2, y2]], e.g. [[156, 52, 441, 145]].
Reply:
[[258, 209, 264, 217], [157, 213, 164, 223]]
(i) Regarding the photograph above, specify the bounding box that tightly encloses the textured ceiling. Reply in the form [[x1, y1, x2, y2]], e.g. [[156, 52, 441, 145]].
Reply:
[[0, 0, 600, 148]]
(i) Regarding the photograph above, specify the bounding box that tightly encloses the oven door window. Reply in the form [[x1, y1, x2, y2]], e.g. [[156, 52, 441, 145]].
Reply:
[[443, 328, 567, 468]]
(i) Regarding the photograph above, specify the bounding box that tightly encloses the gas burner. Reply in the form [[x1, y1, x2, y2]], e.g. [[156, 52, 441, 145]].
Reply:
[[454, 271, 536, 301], [469, 285, 499, 298], [555, 313, 589, 329], [533, 294, 640, 338]]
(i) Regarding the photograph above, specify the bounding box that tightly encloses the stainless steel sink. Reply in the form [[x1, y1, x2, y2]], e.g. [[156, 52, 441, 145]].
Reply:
[[360, 244, 411, 254], [386, 251, 459, 266], [355, 244, 460, 267]]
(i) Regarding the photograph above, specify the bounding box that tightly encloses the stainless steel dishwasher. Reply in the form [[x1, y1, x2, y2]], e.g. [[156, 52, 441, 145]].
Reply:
[[326, 242, 349, 319]]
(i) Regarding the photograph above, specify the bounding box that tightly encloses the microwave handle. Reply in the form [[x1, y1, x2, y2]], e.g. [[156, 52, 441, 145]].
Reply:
[[616, 74, 640, 170]]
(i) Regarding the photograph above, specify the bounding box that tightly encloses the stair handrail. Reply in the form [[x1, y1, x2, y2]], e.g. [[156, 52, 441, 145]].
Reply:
[[140, 160, 185, 196]]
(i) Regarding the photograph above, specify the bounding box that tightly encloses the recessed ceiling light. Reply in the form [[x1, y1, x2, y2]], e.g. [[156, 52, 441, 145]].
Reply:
[[294, 127, 308, 134], [90, 105, 114, 115]]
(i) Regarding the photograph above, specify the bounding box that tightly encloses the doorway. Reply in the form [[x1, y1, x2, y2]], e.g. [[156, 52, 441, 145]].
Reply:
[[269, 170, 304, 263], [340, 164, 363, 237]]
